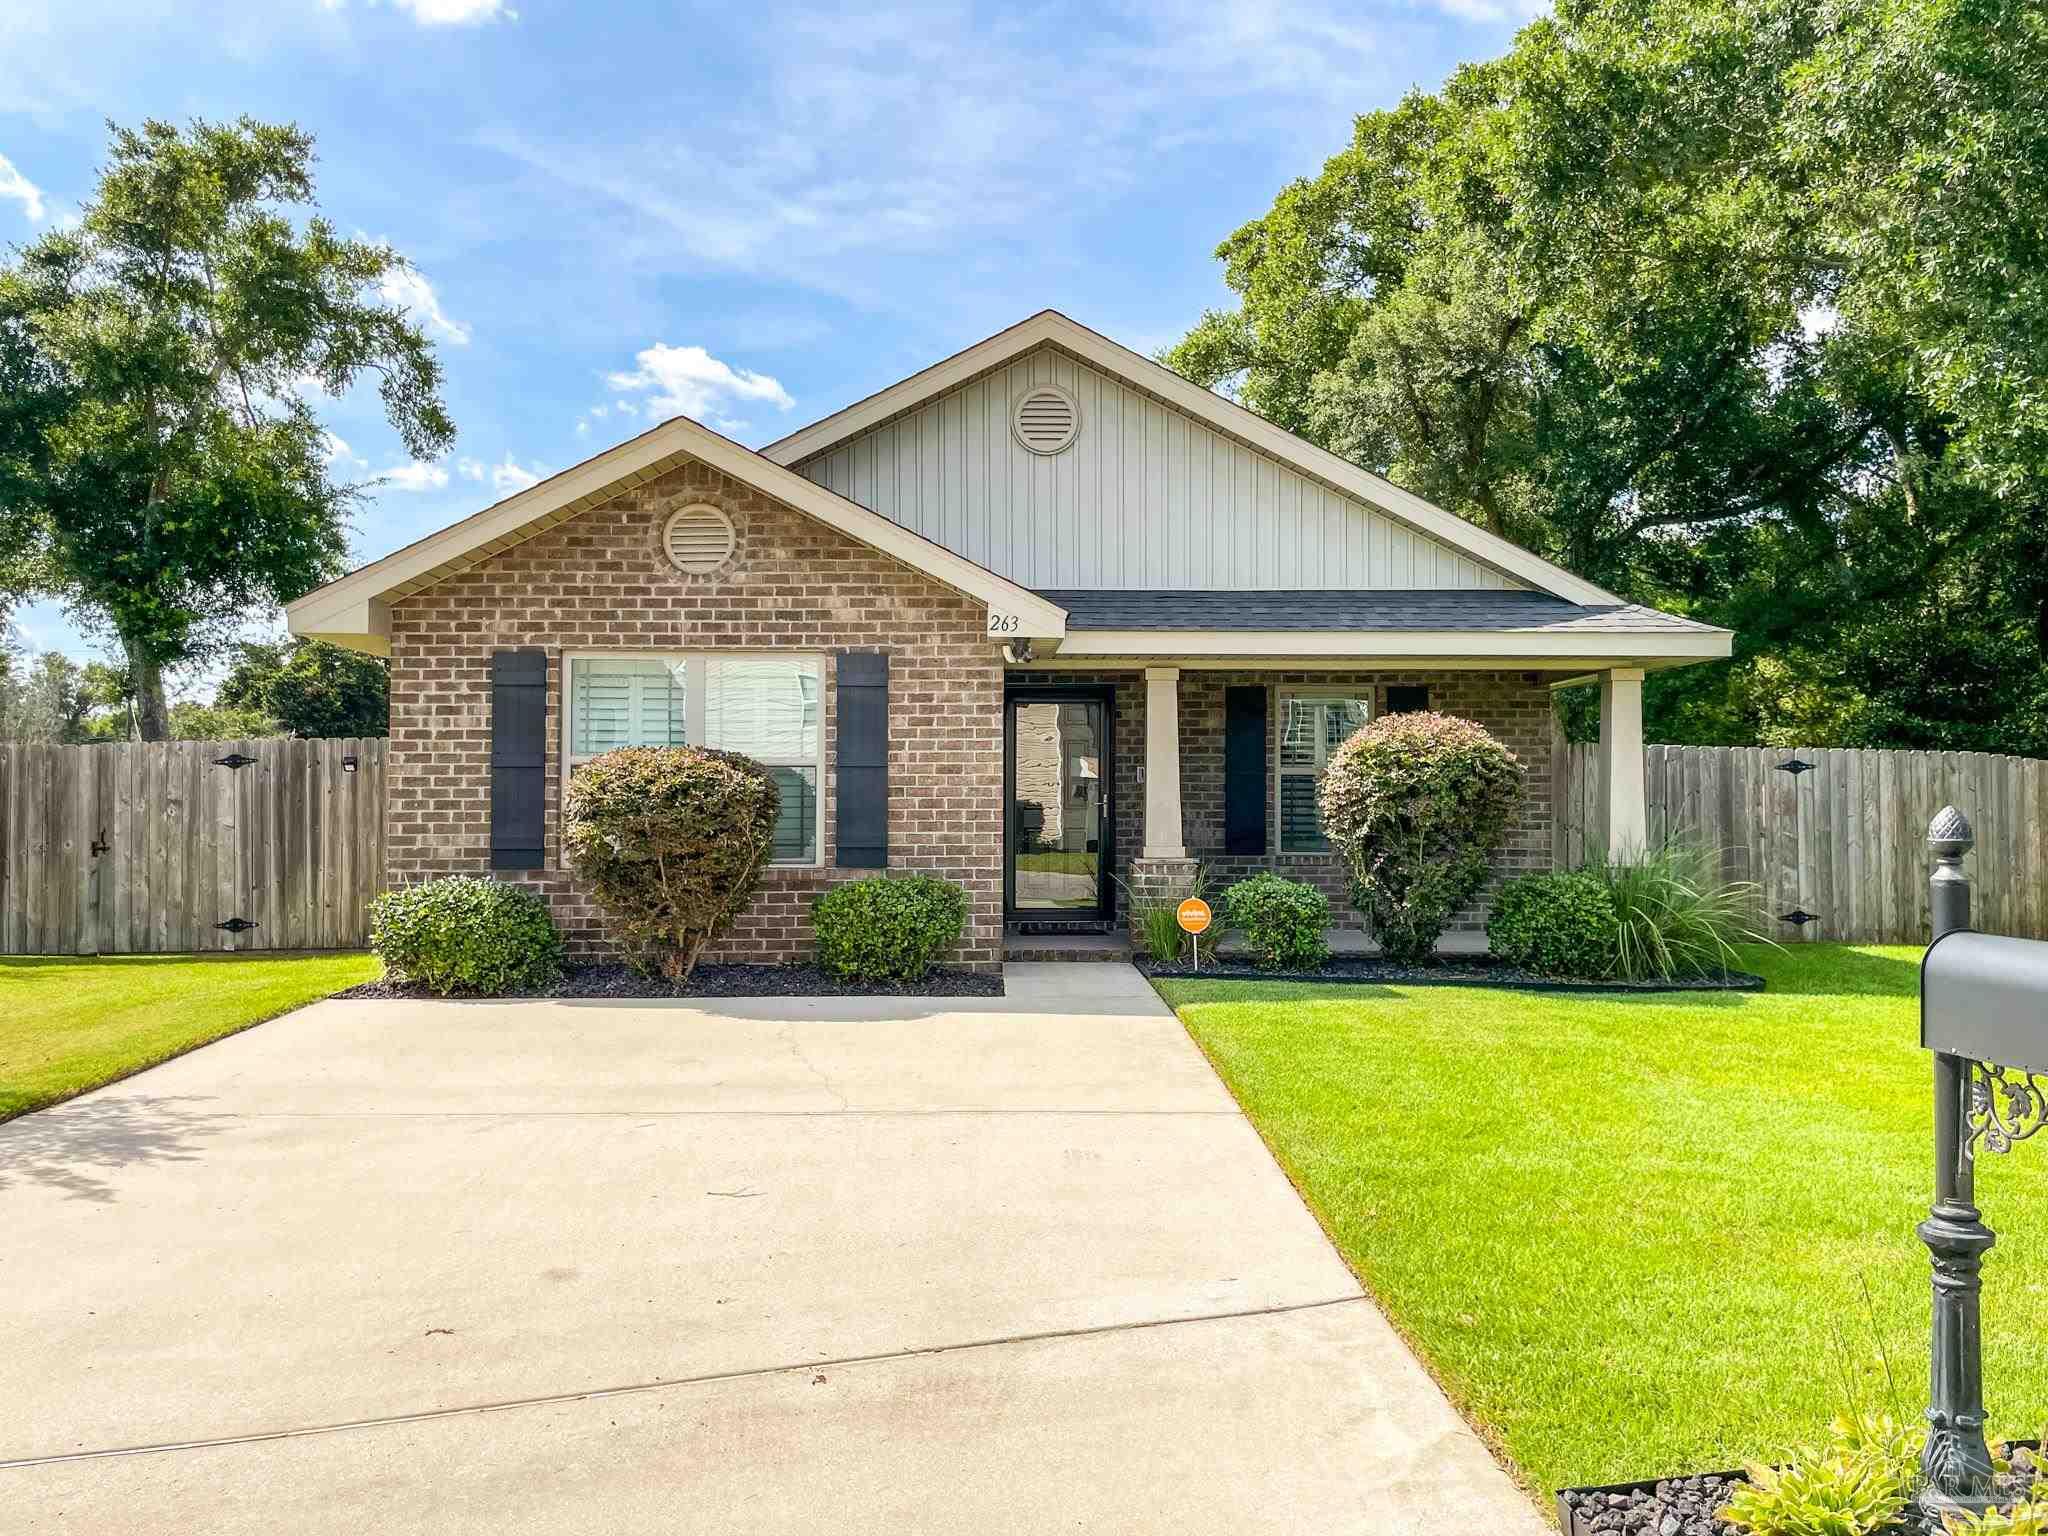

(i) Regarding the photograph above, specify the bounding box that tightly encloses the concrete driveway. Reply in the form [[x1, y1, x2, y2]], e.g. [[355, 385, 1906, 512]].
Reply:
[[2, 963, 1545, 1534]]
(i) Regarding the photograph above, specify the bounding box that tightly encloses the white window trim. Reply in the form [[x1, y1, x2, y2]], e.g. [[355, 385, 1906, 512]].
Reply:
[[561, 649, 826, 867], [1275, 689, 1372, 856]]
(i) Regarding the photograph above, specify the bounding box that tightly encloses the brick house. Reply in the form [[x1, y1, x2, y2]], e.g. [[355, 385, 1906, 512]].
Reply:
[[286, 311, 1729, 971]]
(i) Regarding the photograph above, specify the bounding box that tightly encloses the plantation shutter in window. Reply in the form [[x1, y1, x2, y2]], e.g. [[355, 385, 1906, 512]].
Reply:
[[1278, 696, 1368, 853], [570, 659, 684, 758], [834, 651, 888, 868], [490, 648, 548, 870], [1223, 686, 1267, 854]]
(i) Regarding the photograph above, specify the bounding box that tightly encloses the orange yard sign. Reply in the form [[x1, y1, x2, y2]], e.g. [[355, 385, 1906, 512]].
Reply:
[[1176, 898, 1213, 935]]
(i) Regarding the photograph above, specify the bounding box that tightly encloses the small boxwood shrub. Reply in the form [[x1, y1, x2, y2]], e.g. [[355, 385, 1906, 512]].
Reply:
[[1317, 711, 1524, 963], [813, 875, 968, 982], [564, 746, 781, 983], [1222, 872, 1331, 969], [1486, 871, 1617, 979], [370, 876, 564, 995]]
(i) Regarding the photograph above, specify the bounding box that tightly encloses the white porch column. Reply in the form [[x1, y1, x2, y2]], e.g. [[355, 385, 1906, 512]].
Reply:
[[1599, 666, 1648, 859], [1143, 666, 1186, 859]]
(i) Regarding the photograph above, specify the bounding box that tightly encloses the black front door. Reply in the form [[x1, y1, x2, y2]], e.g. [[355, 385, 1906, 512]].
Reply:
[[1004, 688, 1114, 923]]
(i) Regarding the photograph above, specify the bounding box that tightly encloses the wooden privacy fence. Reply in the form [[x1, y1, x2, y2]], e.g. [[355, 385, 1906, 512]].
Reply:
[[1554, 743, 2048, 943], [0, 738, 386, 955]]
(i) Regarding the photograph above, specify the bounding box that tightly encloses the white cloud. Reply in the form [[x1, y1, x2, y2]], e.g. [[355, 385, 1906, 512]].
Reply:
[[0, 152, 46, 222], [607, 343, 794, 425], [324, 0, 511, 21], [379, 266, 470, 346], [324, 432, 368, 470], [379, 460, 451, 492], [481, 0, 1417, 306], [391, 0, 510, 22], [489, 455, 544, 494], [456, 456, 486, 481]]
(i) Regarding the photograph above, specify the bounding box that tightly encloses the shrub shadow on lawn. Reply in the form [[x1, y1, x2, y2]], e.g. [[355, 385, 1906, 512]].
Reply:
[[0, 1095, 235, 1203]]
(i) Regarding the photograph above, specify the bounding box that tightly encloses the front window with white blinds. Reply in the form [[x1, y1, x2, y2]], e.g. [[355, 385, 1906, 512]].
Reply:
[[1277, 694, 1369, 853], [565, 654, 823, 865]]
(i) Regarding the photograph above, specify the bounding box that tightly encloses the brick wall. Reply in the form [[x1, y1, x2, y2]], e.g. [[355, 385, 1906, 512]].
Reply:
[[387, 458, 1004, 971], [1007, 667, 1554, 934]]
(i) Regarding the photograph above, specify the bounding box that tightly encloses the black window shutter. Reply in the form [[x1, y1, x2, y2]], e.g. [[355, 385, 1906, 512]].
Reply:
[[835, 651, 889, 867], [1223, 685, 1268, 855], [490, 648, 548, 870], [1386, 685, 1430, 715]]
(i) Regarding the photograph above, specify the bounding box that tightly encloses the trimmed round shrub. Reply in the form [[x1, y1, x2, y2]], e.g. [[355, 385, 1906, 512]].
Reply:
[[814, 874, 968, 982], [564, 746, 781, 983], [370, 876, 564, 995], [1485, 871, 1616, 979], [1316, 711, 1524, 964], [1221, 872, 1331, 970]]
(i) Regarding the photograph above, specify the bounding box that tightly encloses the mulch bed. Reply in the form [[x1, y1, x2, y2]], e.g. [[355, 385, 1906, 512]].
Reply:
[[1558, 1445, 2042, 1536], [336, 963, 1004, 1002], [1136, 954, 1765, 993]]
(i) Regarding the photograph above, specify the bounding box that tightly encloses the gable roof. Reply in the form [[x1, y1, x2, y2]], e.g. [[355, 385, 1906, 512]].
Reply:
[[761, 310, 1622, 608], [284, 411, 1071, 655]]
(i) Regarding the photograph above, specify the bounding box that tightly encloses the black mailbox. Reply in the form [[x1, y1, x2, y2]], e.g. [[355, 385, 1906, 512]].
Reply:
[[1922, 930, 2048, 1075]]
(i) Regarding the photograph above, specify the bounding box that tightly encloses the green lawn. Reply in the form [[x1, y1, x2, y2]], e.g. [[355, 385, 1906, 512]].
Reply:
[[0, 952, 380, 1121], [1014, 849, 1098, 876], [1155, 945, 2048, 1500]]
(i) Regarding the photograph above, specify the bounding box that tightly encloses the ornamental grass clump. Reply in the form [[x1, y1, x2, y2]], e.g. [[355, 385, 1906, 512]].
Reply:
[[1591, 837, 1769, 982], [1316, 711, 1523, 964], [563, 745, 780, 985]]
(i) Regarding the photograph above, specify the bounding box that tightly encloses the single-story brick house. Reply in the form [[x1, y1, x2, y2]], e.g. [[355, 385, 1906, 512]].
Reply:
[[286, 311, 1730, 971]]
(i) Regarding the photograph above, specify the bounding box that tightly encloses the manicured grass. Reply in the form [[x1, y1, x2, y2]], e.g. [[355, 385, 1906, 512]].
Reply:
[[1155, 945, 2048, 1499], [0, 952, 380, 1121], [1014, 849, 1098, 876]]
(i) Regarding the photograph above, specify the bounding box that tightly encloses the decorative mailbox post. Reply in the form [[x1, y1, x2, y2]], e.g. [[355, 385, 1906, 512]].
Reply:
[[1915, 807, 2048, 1522]]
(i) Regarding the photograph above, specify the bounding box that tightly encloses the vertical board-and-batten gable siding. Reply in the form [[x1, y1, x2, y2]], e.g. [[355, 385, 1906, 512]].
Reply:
[[795, 347, 1521, 592]]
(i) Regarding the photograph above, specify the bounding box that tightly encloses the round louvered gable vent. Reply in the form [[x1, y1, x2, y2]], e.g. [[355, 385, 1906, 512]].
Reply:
[[1012, 385, 1080, 455], [663, 503, 736, 573]]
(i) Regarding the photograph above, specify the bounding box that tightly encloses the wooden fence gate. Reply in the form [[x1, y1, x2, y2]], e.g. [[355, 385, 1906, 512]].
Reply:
[[0, 738, 386, 955], [1554, 742, 2048, 943]]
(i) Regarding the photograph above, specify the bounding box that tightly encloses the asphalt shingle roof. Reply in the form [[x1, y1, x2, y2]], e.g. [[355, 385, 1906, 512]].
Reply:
[[1035, 589, 1721, 634]]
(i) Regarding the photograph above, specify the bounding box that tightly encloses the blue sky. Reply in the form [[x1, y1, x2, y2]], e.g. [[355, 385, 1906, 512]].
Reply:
[[2, 0, 1535, 678]]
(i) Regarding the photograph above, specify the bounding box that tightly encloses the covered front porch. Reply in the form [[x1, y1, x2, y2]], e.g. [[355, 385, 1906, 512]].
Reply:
[[1000, 658, 1664, 953]]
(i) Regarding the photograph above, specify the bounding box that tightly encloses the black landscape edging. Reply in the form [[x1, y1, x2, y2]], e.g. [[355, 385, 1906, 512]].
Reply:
[[1135, 955, 1766, 994], [339, 962, 1004, 1002], [1557, 1441, 2043, 1536]]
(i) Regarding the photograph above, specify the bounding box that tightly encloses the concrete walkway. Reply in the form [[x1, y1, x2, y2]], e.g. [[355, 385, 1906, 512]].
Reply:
[[1, 963, 1545, 1534]]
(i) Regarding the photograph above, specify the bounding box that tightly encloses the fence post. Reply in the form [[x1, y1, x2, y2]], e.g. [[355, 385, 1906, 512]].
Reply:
[[1917, 805, 1996, 1520]]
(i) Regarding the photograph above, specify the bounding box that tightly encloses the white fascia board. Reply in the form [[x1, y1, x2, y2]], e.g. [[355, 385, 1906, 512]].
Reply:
[[285, 416, 1066, 644], [762, 311, 1625, 608], [1049, 627, 1733, 663]]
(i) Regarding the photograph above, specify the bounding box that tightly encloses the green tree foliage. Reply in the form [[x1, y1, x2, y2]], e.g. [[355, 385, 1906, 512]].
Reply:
[[217, 637, 387, 737], [0, 643, 134, 742], [1169, 0, 2048, 754], [0, 117, 453, 740]]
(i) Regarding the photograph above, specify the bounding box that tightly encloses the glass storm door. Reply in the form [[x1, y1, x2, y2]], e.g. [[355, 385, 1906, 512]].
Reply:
[[1005, 691, 1111, 921]]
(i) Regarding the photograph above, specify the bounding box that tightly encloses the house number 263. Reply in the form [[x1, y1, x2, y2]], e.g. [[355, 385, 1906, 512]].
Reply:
[[987, 611, 1022, 636]]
